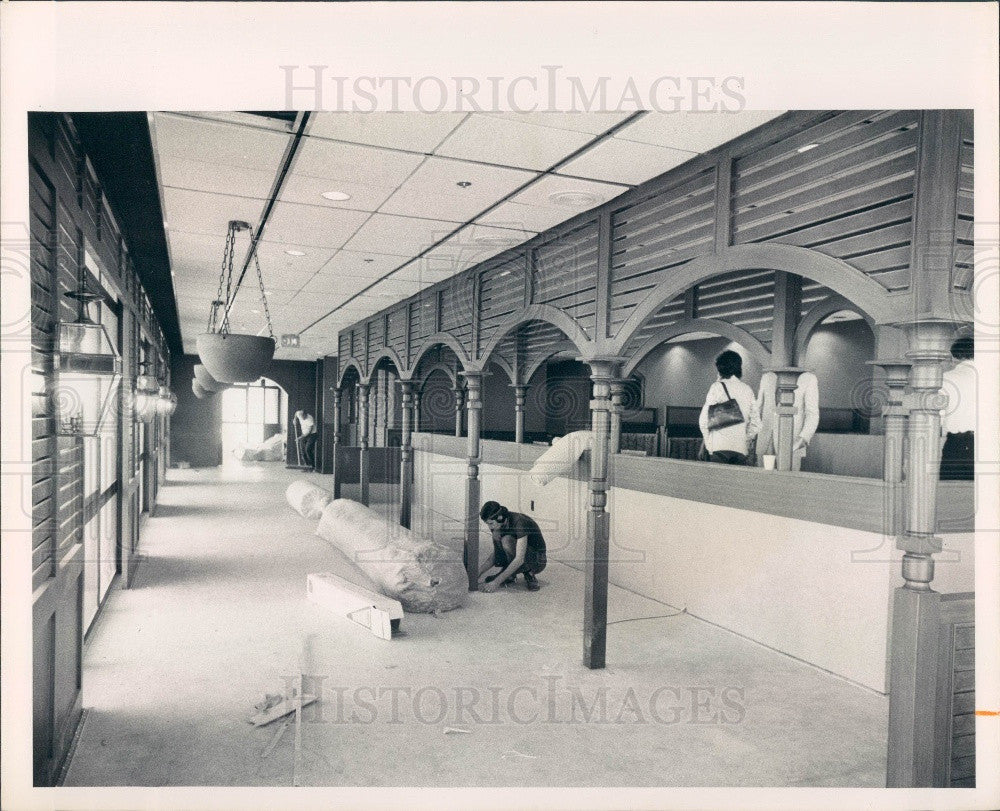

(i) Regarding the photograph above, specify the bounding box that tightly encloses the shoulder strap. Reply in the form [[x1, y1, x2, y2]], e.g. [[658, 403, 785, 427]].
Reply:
[[720, 382, 731, 399]]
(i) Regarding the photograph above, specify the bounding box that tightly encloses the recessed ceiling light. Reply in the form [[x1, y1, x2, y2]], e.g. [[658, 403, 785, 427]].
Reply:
[[251, 309, 260, 314], [456, 181, 472, 188], [363, 258, 374, 263], [285, 249, 306, 256], [796, 143, 820, 153], [321, 190, 351, 201], [547, 189, 600, 208]]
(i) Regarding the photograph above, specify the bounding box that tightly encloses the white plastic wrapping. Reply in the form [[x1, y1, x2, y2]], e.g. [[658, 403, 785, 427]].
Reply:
[[316, 499, 467, 613]]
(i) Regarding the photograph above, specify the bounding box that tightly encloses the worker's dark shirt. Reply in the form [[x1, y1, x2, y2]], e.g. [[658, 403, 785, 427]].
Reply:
[[491, 511, 546, 569]]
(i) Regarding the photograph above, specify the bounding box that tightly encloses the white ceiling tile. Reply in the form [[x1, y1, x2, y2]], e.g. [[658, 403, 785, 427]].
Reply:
[[293, 136, 425, 186], [483, 111, 634, 135], [263, 201, 370, 248], [321, 250, 404, 278], [160, 156, 275, 200], [254, 240, 338, 276], [477, 175, 629, 233], [380, 156, 538, 221], [435, 114, 596, 171], [152, 113, 291, 172], [342, 213, 460, 257], [387, 264, 456, 284], [557, 139, 696, 185], [298, 273, 377, 296], [162, 188, 267, 238], [307, 112, 466, 152], [365, 278, 426, 298], [278, 173, 396, 213], [615, 110, 786, 153]]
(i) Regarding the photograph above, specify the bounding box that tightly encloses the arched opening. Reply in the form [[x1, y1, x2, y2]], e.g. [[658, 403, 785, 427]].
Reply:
[[412, 345, 464, 436], [368, 355, 403, 448], [220, 377, 287, 464], [338, 364, 362, 445], [480, 317, 591, 444]]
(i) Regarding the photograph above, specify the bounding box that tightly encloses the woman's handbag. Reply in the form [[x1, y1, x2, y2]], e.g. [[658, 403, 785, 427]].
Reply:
[[706, 382, 745, 430]]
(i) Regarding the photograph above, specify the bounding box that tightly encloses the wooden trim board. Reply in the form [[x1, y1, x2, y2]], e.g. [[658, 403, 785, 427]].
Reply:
[[307, 572, 403, 641]]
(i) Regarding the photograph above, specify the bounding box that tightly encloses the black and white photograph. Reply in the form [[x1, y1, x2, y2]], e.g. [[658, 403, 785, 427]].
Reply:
[[1, 3, 998, 810]]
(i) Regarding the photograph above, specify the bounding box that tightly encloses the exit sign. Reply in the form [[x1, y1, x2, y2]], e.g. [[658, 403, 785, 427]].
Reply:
[[280, 334, 300, 348]]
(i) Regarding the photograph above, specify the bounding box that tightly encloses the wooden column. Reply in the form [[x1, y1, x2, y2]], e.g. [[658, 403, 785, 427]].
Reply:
[[453, 384, 464, 437], [608, 379, 625, 455], [513, 384, 527, 444], [413, 389, 421, 433], [582, 357, 624, 669], [867, 359, 911, 535], [462, 371, 484, 591], [357, 381, 370, 506], [772, 367, 803, 471], [331, 388, 342, 499], [886, 318, 959, 787], [771, 271, 802, 367], [399, 381, 414, 529]]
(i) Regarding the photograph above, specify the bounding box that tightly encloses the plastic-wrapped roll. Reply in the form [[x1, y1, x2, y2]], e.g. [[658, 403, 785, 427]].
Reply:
[[285, 480, 334, 520], [316, 499, 467, 613], [528, 430, 592, 486]]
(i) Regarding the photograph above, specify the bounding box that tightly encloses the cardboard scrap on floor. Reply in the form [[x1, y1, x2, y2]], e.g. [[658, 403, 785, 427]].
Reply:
[[307, 571, 403, 640], [248, 693, 317, 727]]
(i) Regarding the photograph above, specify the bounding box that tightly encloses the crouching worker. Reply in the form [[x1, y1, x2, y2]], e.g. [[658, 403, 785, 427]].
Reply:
[[478, 501, 547, 593]]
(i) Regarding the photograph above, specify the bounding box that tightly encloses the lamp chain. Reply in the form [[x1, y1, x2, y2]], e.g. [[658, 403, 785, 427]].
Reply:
[[252, 228, 275, 340], [209, 224, 236, 335]]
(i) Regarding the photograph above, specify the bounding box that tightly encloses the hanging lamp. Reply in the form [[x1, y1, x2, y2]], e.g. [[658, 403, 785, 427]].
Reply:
[[193, 363, 228, 393], [192, 379, 211, 399], [54, 259, 121, 436], [196, 220, 276, 383]]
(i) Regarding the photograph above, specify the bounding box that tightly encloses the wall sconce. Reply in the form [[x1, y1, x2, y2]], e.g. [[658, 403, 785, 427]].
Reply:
[[55, 281, 121, 437], [156, 385, 178, 416], [134, 362, 161, 423]]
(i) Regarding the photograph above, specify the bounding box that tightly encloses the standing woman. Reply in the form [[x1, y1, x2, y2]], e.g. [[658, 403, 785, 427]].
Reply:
[[698, 350, 761, 465]]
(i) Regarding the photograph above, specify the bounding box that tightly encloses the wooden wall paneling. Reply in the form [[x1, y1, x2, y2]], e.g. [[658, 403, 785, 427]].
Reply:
[[618, 294, 686, 361], [533, 220, 600, 338], [477, 254, 525, 356], [932, 593, 975, 787]]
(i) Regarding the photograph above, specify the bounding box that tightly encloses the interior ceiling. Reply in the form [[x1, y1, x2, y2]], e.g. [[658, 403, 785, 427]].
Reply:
[[149, 109, 784, 361]]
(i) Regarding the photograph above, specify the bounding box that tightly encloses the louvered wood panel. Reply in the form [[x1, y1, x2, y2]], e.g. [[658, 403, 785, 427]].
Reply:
[[387, 306, 406, 358], [407, 301, 422, 364], [30, 160, 58, 590], [439, 276, 474, 348], [954, 120, 974, 291], [620, 295, 686, 359], [478, 255, 525, 353], [609, 169, 716, 335], [366, 319, 384, 368], [694, 270, 775, 343], [533, 221, 599, 337], [733, 111, 919, 291], [338, 333, 350, 365], [349, 329, 360, 360]]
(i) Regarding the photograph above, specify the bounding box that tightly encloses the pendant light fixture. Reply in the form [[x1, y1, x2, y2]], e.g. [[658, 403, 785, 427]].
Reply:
[[196, 220, 276, 383], [193, 363, 228, 393]]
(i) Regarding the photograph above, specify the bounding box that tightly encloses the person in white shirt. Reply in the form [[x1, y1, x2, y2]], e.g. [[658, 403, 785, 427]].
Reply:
[[294, 410, 317, 467], [755, 370, 820, 471], [939, 336, 975, 481], [699, 350, 761, 465]]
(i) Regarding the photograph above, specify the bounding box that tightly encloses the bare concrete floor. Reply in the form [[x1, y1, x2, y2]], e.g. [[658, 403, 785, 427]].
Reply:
[[65, 465, 888, 787]]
